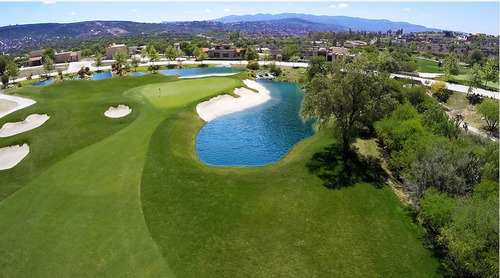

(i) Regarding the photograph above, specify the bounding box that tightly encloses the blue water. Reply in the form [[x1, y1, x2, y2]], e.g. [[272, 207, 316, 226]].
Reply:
[[130, 71, 147, 76], [92, 72, 113, 80], [159, 67, 242, 77], [196, 80, 315, 166], [32, 80, 53, 86]]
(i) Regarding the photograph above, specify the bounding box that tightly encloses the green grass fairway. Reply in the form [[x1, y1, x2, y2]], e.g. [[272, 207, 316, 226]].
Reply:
[[0, 73, 440, 277], [415, 57, 443, 73]]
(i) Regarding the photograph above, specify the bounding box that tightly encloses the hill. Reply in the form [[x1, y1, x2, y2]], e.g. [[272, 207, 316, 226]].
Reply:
[[213, 13, 443, 33]]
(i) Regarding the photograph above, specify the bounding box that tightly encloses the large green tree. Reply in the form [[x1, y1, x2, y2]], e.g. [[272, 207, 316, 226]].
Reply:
[[244, 46, 258, 61], [281, 45, 301, 61], [43, 56, 55, 77], [481, 58, 499, 87], [94, 52, 103, 72], [476, 99, 499, 131], [164, 46, 178, 66], [43, 48, 56, 61], [443, 53, 460, 78], [465, 63, 482, 95], [5, 60, 19, 83], [302, 58, 386, 156]]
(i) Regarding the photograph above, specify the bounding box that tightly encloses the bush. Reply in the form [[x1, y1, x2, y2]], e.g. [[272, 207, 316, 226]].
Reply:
[[246, 60, 260, 70], [430, 81, 452, 102]]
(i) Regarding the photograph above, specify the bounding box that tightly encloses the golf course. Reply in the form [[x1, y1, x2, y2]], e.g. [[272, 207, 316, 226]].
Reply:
[[0, 72, 440, 277]]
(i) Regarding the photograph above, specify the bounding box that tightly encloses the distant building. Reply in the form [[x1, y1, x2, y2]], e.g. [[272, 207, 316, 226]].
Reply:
[[173, 43, 181, 51], [106, 43, 128, 60], [128, 45, 146, 56], [343, 40, 367, 48], [207, 43, 242, 59], [28, 50, 44, 67], [54, 51, 81, 64]]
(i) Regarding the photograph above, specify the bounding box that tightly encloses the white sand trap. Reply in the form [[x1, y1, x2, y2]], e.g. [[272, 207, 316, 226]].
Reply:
[[0, 93, 36, 119], [0, 114, 50, 138], [0, 99, 17, 115], [196, 79, 271, 122], [104, 104, 132, 118], [0, 144, 29, 170]]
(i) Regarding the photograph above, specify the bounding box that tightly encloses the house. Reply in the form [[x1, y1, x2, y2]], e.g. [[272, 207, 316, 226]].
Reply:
[[54, 51, 81, 63], [106, 43, 128, 60], [207, 43, 242, 59], [173, 43, 181, 51], [128, 45, 146, 56], [343, 40, 367, 48], [28, 49, 44, 67]]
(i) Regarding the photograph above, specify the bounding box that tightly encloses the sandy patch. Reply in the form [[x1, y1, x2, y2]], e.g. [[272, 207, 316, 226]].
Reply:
[[0, 114, 50, 138], [196, 79, 271, 122], [104, 104, 132, 118], [0, 144, 29, 170], [0, 93, 36, 119], [0, 99, 17, 114]]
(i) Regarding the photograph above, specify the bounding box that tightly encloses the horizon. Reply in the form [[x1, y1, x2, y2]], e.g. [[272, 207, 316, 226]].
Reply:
[[0, 2, 498, 35]]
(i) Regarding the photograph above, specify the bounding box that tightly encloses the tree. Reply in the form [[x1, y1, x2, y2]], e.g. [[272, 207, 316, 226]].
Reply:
[[262, 50, 271, 66], [113, 50, 128, 75], [467, 49, 484, 66], [430, 81, 451, 102], [409, 41, 417, 53], [244, 46, 258, 61], [164, 46, 178, 66], [131, 56, 140, 72], [5, 60, 19, 83], [465, 63, 482, 95], [443, 53, 460, 77], [43, 48, 56, 61], [302, 58, 386, 157], [307, 56, 327, 80], [481, 58, 499, 87], [289, 55, 300, 67], [147, 46, 159, 66], [281, 45, 300, 61], [43, 56, 55, 78], [476, 99, 499, 131], [194, 48, 208, 65], [0, 55, 12, 76], [378, 51, 400, 73], [94, 52, 103, 72]]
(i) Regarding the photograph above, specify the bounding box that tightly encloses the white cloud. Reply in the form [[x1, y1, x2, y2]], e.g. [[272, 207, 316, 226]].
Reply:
[[205, 9, 211, 13], [223, 8, 230, 13], [404, 8, 411, 12], [130, 8, 138, 13], [42, 0, 56, 4], [69, 11, 76, 16], [330, 3, 348, 9]]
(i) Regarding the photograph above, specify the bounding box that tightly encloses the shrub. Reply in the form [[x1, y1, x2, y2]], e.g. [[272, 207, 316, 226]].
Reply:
[[430, 81, 452, 102], [246, 60, 260, 70]]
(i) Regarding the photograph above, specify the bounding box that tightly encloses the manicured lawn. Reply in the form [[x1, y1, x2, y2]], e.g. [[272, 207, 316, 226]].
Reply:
[[0, 73, 440, 277], [453, 74, 499, 91], [415, 57, 443, 73]]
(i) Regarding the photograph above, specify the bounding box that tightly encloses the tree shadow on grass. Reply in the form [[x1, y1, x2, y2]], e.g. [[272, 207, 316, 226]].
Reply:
[[306, 143, 388, 189]]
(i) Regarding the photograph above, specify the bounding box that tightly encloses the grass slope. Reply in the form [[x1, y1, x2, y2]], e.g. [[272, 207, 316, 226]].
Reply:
[[0, 73, 439, 277], [140, 95, 440, 277]]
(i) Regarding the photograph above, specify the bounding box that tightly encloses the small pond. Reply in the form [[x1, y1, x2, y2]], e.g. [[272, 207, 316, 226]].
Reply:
[[130, 71, 147, 76], [32, 80, 53, 86], [196, 80, 315, 167], [159, 67, 242, 77], [93, 72, 113, 80]]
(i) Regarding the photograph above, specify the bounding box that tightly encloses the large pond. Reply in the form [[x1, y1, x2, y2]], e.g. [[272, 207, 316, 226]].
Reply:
[[159, 67, 242, 77], [92, 72, 113, 80], [196, 80, 315, 166], [32, 80, 53, 86]]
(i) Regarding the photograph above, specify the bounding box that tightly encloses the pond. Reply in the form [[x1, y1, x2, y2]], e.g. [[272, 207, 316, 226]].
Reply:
[[159, 67, 242, 77], [92, 72, 113, 80], [196, 80, 315, 167], [32, 80, 53, 86], [130, 71, 147, 76]]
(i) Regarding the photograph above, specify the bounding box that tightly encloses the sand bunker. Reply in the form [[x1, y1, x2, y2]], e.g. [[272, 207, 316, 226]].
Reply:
[[104, 105, 132, 118], [196, 79, 271, 122], [0, 114, 50, 138], [0, 144, 29, 170], [0, 93, 36, 119]]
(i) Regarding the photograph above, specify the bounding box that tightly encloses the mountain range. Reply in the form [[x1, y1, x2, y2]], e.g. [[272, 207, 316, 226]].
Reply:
[[211, 13, 443, 33]]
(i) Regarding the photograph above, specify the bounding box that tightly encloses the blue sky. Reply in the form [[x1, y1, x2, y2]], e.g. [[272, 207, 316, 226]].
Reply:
[[0, 1, 498, 35]]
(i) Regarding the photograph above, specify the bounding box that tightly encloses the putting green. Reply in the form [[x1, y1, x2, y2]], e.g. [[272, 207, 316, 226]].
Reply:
[[0, 73, 439, 277]]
